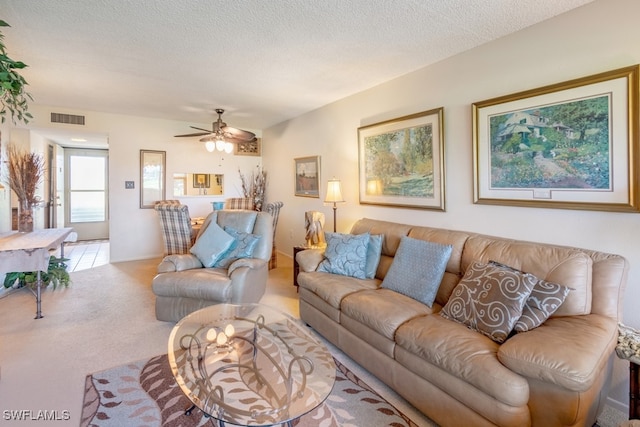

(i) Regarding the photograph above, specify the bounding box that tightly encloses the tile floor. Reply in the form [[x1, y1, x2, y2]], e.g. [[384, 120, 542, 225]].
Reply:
[[55, 239, 110, 272]]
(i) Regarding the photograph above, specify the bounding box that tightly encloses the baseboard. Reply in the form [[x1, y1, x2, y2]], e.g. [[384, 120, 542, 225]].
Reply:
[[606, 396, 628, 415]]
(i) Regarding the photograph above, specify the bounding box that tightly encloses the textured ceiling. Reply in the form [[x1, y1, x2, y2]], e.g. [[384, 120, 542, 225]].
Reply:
[[1, 0, 594, 132]]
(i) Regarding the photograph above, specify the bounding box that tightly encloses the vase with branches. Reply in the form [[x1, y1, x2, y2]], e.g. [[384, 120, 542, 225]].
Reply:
[[5, 143, 44, 232], [239, 166, 267, 211]]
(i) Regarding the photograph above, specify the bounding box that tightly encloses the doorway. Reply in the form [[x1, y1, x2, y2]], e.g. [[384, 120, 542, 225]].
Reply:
[[64, 148, 109, 240]]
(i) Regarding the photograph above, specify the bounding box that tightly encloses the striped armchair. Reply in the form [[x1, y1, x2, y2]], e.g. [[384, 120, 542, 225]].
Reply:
[[225, 197, 255, 210], [154, 202, 194, 255]]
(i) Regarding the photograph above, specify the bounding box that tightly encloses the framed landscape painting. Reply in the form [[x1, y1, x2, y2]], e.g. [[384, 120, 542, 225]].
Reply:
[[294, 156, 320, 198], [473, 65, 640, 212], [358, 107, 445, 210]]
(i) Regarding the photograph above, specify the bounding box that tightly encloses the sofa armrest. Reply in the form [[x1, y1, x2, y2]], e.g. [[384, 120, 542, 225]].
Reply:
[[296, 249, 325, 272], [228, 258, 265, 275], [227, 258, 269, 304], [157, 254, 203, 273], [497, 314, 617, 392]]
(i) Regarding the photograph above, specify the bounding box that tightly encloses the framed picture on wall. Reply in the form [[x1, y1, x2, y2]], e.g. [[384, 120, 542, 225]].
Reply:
[[294, 156, 320, 197], [235, 138, 261, 156], [140, 150, 166, 208], [473, 64, 640, 212], [193, 173, 210, 188], [358, 107, 446, 210]]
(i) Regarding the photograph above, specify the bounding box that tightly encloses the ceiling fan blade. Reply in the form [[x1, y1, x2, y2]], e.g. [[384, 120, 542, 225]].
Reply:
[[221, 126, 256, 140], [174, 131, 211, 137], [190, 126, 214, 132]]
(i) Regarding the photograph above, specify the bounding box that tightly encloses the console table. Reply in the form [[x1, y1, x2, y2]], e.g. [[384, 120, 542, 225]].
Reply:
[[0, 228, 74, 319]]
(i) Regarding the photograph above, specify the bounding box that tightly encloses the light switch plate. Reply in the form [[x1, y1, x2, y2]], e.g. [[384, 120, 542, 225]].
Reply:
[[125, 181, 135, 189]]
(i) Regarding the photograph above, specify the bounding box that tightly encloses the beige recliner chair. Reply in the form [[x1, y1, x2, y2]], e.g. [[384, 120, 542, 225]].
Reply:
[[152, 209, 273, 322]]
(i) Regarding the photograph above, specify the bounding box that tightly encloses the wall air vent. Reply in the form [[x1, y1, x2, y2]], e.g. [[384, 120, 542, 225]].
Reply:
[[50, 112, 85, 125]]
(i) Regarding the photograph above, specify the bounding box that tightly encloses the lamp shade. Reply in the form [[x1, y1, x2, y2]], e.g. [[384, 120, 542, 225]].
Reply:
[[324, 178, 344, 203]]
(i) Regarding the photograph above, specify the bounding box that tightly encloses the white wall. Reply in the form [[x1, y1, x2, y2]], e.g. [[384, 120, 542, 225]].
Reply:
[[262, 0, 639, 411], [0, 105, 262, 262]]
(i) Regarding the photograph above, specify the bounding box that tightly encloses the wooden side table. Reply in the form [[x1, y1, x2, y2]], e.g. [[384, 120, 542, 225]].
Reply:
[[617, 324, 640, 420], [293, 246, 307, 290], [631, 362, 640, 419]]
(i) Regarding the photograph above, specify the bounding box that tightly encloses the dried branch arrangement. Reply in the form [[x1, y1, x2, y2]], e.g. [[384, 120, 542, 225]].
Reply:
[[239, 166, 267, 211], [6, 143, 44, 204]]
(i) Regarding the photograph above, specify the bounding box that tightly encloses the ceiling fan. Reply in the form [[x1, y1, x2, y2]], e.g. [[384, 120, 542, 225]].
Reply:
[[175, 108, 257, 153]]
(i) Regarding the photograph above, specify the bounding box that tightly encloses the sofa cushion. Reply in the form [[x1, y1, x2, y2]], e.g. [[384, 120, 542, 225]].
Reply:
[[297, 271, 379, 310], [364, 234, 383, 279], [440, 260, 536, 343], [317, 232, 370, 279], [498, 315, 617, 392], [214, 226, 261, 268], [189, 222, 235, 267], [381, 236, 452, 307], [342, 289, 433, 341], [461, 236, 593, 316], [395, 314, 530, 407], [152, 269, 233, 300]]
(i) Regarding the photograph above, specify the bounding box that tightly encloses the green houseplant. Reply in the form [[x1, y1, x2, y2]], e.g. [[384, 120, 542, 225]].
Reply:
[[0, 19, 32, 124], [3, 255, 71, 290]]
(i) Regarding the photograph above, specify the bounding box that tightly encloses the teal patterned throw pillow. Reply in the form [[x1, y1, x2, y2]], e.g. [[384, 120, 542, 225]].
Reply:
[[189, 222, 235, 267], [213, 226, 261, 268], [381, 236, 452, 307], [317, 232, 370, 279], [364, 234, 383, 279]]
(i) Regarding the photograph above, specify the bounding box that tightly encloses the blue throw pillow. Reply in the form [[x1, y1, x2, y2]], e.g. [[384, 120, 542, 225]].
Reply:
[[214, 226, 261, 268], [317, 232, 370, 279], [364, 234, 383, 279], [189, 222, 235, 267], [381, 236, 453, 307]]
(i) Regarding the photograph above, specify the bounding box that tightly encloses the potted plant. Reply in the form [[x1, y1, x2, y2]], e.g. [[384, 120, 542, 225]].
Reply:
[[2, 255, 71, 290], [0, 19, 32, 124], [0, 20, 39, 231]]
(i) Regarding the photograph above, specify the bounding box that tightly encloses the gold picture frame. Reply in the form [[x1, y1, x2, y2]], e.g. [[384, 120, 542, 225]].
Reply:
[[473, 65, 639, 212], [358, 107, 446, 210], [234, 138, 261, 156]]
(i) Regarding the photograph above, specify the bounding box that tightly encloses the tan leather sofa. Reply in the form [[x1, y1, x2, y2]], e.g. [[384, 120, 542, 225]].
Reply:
[[296, 218, 628, 427], [152, 210, 272, 322]]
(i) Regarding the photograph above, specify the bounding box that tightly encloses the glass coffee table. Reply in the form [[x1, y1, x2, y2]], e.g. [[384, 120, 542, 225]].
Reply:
[[168, 303, 336, 426]]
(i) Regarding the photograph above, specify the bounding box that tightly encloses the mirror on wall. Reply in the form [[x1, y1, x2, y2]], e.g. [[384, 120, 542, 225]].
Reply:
[[173, 173, 223, 196]]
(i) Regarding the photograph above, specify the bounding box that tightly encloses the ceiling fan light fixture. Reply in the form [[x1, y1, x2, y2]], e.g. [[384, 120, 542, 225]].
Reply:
[[205, 140, 216, 152], [216, 139, 226, 151], [224, 142, 234, 153]]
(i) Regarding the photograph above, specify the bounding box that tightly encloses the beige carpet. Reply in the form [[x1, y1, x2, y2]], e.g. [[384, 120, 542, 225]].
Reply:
[[0, 254, 435, 426]]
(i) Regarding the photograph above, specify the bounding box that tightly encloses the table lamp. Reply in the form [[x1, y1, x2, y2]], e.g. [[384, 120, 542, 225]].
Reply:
[[324, 178, 344, 232]]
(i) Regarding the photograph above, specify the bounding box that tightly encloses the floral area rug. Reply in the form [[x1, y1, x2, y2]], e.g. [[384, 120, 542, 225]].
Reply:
[[80, 354, 422, 427]]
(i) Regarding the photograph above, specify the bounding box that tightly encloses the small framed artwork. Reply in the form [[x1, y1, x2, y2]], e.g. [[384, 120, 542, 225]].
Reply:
[[358, 107, 446, 210], [294, 156, 320, 198], [193, 173, 210, 188], [473, 65, 640, 212], [235, 139, 261, 156], [140, 150, 166, 208]]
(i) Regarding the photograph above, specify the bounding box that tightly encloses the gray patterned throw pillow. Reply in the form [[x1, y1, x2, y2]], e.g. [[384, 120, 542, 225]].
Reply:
[[485, 262, 572, 333], [440, 260, 537, 343]]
